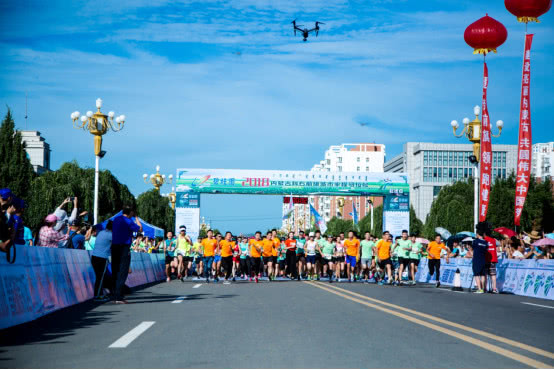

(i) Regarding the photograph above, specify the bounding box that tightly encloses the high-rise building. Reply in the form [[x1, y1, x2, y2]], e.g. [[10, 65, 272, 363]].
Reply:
[[384, 142, 518, 222], [19, 131, 51, 174], [532, 142, 554, 180]]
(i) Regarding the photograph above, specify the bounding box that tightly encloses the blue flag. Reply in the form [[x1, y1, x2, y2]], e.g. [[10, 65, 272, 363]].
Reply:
[[309, 203, 327, 234], [349, 204, 359, 225]]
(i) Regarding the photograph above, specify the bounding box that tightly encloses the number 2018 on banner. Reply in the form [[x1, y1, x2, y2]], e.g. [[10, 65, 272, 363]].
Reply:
[[242, 178, 270, 187]]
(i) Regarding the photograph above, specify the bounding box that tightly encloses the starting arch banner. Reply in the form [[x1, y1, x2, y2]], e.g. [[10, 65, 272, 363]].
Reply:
[[174, 169, 410, 240], [175, 168, 408, 196]]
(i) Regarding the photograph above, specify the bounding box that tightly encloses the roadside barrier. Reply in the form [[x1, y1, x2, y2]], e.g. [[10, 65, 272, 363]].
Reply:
[[0, 246, 165, 330], [415, 258, 554, 300]]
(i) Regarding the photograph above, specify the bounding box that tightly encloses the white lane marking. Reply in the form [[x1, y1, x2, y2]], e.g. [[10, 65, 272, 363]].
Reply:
[[172, 296, 187, 303], [438, 288, 465, 294], [109, 321, 155, 348], [521, 302, 554, 309], [193, 284, 202, 289]]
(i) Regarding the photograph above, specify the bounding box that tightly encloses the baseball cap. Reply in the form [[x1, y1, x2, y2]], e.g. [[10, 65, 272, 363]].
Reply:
[[0, 188, 13, 200], [45, 214, 58, 223], [11, 197, 26, 210]]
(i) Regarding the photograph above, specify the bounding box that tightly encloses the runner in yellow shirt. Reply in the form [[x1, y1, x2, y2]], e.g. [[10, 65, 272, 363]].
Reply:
[[271, 229, 281, 280]]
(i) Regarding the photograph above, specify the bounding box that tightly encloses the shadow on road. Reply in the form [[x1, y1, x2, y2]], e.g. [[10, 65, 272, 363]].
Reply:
[[0, 283, 238, 354], [0, 300, 115, 351]]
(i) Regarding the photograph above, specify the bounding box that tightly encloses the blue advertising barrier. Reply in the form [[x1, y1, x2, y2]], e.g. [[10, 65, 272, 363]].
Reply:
[[0, 246, 165, 330], [415, 258, 554, 300]]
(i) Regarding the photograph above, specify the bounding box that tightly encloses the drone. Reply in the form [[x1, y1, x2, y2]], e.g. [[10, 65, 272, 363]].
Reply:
[[292, 20, 325, 41]]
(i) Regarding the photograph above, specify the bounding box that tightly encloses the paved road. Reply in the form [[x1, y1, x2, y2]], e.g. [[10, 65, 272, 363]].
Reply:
[[1, 279, 553, 368]]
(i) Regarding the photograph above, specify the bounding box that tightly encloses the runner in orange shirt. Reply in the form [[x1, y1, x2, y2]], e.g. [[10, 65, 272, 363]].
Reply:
[[271, 229, 281, 280], [427, 234, 450, 288], [376, 231, 393, 285], [201, 230, 218, 283], [219, 232, 234, 282], [262, 231, 275, 281], [249, 231, 264, 283], [344, 231, 360, 282]]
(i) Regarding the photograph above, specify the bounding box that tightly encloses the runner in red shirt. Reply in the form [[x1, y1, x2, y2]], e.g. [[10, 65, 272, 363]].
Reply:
[[484, 234, 499, 294]]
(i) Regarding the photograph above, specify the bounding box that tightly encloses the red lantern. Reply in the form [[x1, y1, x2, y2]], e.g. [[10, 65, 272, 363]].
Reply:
[[505, 0, 552, 23], [464, 14, 508, 55]]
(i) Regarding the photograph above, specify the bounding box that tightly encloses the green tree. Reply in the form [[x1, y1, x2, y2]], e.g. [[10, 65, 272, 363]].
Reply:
[[325, 216, 355, 236], [136, 189, 175, 234], [410, 206, 424, 236], [423, 180, 474, 239], [26, 161, 135, 231], [0, 109, 36, 198]]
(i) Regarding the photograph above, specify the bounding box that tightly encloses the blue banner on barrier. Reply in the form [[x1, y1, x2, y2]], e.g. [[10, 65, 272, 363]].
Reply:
[[0, 246, 165, 330], [415, 258, 554, 300]]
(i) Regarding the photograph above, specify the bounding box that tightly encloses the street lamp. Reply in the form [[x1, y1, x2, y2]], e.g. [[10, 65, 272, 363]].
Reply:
[[71, 98, 126, 224], [451, 105, 503, 231], [168, 187, 177, 209], [143, 165, 173, 192]]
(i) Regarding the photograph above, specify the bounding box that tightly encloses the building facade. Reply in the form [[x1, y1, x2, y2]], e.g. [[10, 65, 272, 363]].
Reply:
[[532, 142, 554, 180], [19, 131, 51, 174], [281, 143, 386, 232], [384, 142, 518, 222]]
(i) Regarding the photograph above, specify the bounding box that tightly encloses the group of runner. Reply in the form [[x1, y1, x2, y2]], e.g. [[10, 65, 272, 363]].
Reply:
[[162, 225, 435, 285]]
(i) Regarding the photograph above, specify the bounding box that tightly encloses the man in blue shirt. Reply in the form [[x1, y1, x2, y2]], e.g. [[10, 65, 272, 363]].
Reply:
[[111, 206, 142, 303]]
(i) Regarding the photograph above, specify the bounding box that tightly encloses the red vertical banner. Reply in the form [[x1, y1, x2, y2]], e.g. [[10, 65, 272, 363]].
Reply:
[[479, 62, 492, 222], [514, 34, 534, 226]]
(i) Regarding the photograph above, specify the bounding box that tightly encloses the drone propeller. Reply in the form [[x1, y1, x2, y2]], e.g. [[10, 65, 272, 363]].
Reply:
[[315, 21, 325, 36]]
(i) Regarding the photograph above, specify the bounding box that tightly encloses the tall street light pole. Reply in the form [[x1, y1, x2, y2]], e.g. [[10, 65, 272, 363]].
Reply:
[[451, 106, 503, 232], [71, 99, 126, 224]]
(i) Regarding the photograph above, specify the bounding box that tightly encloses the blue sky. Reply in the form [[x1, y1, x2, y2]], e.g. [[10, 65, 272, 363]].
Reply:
[[1, 0, 553, 233]]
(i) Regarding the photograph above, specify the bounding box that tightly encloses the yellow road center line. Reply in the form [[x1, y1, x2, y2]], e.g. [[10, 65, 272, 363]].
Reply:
[[317, 282, 554, 360], [305, 281, 551, 369]]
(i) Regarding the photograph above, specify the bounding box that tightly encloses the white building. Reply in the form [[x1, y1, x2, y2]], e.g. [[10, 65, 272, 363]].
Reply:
[[280, 143, 385, 231], [532, 142, 554, 180], [19, 131, 51, 174], [384, 142, 518, 222]]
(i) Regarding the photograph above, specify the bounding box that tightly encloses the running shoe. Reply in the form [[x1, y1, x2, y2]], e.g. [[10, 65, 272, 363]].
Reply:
[[255, 276, 259, 283], [474, 289, 484, 294], [378, 281, 384, 286], [166, 277, 170, 282], [436, 282, 441, 288], [206, 277, 210, 283], [93, 295, 110, 302], [215, 277, 219, 282], [316, 275, 320, 281], [491, 289, 499, 294], [249, 277, 252, 281], [307, 276, 311, 281], [232, 277, 236, 282], [353, 276, 357, 282]]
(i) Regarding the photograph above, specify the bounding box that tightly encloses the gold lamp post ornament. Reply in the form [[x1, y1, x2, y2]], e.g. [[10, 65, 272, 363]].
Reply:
[[70, 98, 126, 224], [143, 165, 173, 192], [168, 187, 177, 209], [450, 105, 503, 231]]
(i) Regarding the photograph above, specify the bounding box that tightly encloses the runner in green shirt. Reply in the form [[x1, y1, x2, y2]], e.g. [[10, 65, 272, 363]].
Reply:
[[396, 230, 412, 285], [360, 232, 376, 282], [409, 234, 423, 285], [295, 231, 306, 279], [318, 235, 336, 282]]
